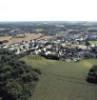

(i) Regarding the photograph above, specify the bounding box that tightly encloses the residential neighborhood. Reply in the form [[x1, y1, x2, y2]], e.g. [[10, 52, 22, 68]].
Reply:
[[0, 31, 97, 62]]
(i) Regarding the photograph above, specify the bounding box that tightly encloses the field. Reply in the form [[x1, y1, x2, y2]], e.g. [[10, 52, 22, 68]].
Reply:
[[21, 56, 97, 100], [0, 33, 52, 46], [89, 40, 97, 46]]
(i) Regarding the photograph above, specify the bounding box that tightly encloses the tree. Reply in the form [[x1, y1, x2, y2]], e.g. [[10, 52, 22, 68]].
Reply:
[[0, 49, 41, 100], [87, 65, 97, 84]]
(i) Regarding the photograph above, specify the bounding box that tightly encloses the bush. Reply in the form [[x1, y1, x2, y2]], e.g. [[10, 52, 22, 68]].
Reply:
[[87, 65, 97, 84]]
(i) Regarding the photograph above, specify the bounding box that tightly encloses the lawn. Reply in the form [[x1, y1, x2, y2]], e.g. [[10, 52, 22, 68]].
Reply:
[[21, 56, 97, 100]]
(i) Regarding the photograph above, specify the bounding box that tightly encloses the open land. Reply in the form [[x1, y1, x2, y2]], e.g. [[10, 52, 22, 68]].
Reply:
[[21, 55, 97, 100], [89, 40, 97, 46], [0, 33, 52, 45]]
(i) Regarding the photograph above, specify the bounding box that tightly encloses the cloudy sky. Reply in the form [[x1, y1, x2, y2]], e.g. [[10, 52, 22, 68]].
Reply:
[[0, 0, 97, 21]]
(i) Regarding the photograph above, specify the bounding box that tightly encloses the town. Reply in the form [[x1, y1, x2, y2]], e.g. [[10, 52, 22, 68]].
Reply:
[[0, 30, 97, 62]]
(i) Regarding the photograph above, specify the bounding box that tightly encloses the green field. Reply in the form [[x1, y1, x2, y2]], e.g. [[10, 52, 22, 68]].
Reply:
[[89, 40, 97, 46], [21, 56, 97, 100]]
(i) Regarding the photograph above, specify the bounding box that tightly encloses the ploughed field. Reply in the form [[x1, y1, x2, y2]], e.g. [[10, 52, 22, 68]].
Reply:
[[21, 56, 97, 100]]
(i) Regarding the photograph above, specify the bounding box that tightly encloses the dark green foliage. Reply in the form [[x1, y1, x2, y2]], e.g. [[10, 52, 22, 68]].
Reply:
[[87, 65, 97, 84], [85, 41, 90, 46], [0, 49, 40, 100], [33, 69, 42, 75]]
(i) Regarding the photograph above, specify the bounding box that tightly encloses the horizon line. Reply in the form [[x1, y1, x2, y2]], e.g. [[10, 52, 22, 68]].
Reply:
[[0, 20, 97, 23]]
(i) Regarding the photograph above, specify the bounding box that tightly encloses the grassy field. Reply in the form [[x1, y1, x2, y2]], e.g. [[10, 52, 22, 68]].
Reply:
[[21, 55, 97, 100], [89, 40, 97, 46]]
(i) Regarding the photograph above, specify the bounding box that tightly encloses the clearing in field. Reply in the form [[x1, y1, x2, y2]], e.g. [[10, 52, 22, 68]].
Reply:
[[21, 56, 97, 100]]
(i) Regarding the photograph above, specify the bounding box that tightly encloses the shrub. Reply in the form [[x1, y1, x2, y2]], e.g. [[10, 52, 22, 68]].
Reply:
[[87, 65, 97, 84]]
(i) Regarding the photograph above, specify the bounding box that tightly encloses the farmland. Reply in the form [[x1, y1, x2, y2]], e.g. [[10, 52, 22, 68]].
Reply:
[[21, 56, 97, 100]]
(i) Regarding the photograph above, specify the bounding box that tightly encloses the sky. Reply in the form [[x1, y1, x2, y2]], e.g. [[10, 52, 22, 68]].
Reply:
[[0, 0, 97, 21]]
